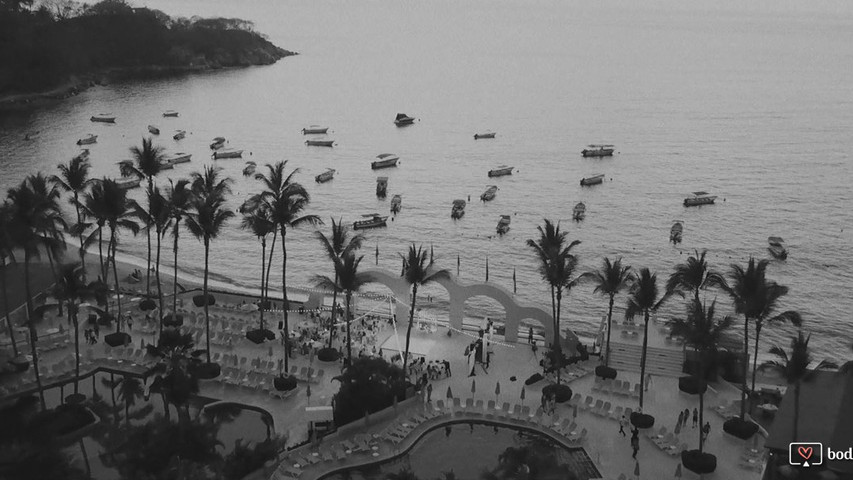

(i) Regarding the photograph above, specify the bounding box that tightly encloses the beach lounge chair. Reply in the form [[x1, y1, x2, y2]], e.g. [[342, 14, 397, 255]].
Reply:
[[597, 401, 612, 417], [609, 405, 624, 421], [631, 383, 641, 398], [590, 399, 603, 415]]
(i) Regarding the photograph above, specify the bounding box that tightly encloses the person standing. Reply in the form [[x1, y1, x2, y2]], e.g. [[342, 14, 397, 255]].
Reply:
[[619, 415, 627, 436], [528, 327, 534, 344], [677, 410, 684, 432], [630, 427, 640, 458], [645, 373, 652, 392], [426, 383, 433, 403], [683, 408, 690, 429], [702, 421, 711, 442], [531, 339, 538, 359], [692, 408, 699, 428]]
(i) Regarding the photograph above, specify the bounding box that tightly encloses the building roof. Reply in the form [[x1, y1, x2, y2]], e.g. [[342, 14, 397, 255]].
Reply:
[[765, 370, 853, 474]]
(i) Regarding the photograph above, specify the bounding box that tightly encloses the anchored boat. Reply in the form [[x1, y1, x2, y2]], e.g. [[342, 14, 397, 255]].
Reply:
[[158, 158, 174, 170], [302, 125, 329, 135], [77, 134, 97, 145], [315, 168, 336, 183], [670, 221, 683, 245], [394, 113, 415, 126], [581, 144, 614, 157], [390, 195, 402, 215], [162, 110, 179, 117], [496, 215, 511, 235], [173, 130, 186, 141], [683, 191, 717, 207], [488, 165, 514, 177], [210, 137, 226, 150], [166, 152, 192, 165], [572, 202, 586, 221], [376, 177, 388, 198], [212, 149, 243, 159], [148, 125, 160, 135], [372, 153, 399, 170], [115, 177, 141, 190], [474, 132, 496, 140], [353, 214, 388, 230], [768, 236, 787, 260], [90, 114, 115, 123], [306, 139, 334, 147], [451, 199, 466, 219], [580, 174, 605, 186], [481, 185, 498, 202]]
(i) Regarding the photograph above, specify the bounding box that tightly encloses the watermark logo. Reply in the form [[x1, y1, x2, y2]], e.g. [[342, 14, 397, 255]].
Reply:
[[789, 442, 823, 467]]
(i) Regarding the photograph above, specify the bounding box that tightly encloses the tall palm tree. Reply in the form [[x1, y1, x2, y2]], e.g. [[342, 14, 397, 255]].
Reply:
[[98, 179, 140, 334], [586, 257, 633, 367], [669, 299, 734, 451], [625, 268, 674, 410], [552, 254, 583, 384], [666, 249, 725, 303], [315, 218, 365, 350], [314, 253, 372, 362], [240, 202, 275, 332], [26, 174, 66, 316], [0, 202, 19, 357], [6, 175, 68, 409], [145, 328, 203, 424], [760, 332, 836, 442], [252, 161, 321, 373], [187, 166, 234, 364], [133, 188, 171, 327], [80, 180, 110, 284], [116, 376, 144, 426], [165, 179, 192, 321], [722, 257, 802, 418], [400, 244, 450, 375], [52, 154, 93, 276]]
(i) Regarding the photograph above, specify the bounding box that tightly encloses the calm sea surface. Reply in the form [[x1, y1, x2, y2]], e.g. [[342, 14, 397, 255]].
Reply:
[[1, 0, 852, 359]]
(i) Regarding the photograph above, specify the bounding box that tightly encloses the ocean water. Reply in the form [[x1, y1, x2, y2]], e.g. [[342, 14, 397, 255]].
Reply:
[[1, 0, 852, 359]]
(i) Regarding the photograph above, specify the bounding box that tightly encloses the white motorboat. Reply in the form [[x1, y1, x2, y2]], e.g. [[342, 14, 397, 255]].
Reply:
[[77, 134, 97, 145], [581, 144, 614, 157], [488, 166, 513, 177], [580, 174, 605, 186], [372, 153, 399, 170], [683, 191, 717, 207], [162, 110, 179, 117], [302, 125, 329, 135], [212, 149, 243, 159], [353, 214, 388, 230], [315, 168, 336, 183], [474, 132, 496, 139], [573, 202, 586, 221], [496, 215, 511, 235], [768, 236, 787, 260], [90, 114, 115, 123], [480, 185, 498, 202], [148, 125, 160, 135], [173, 130, 186, 141]]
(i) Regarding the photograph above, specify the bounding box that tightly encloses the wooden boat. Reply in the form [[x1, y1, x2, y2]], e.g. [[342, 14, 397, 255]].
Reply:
[[302, 125, 329, 135], [115, 177, 141, 190], [480, 185, 498, 202], [394, 113, 415, 126], [210, 137, 226, 150], [474, 132, 496, 140], [305, 139, 334, 147], [488, 166, 513, 177], [158, 159, 174, 170], [173, 130, 186, 141], [572, 202, 586, 221], [670, 221, 683, 245], [242, 162, 257, 177], [90, 114, 115, 123], [76, 134, 97, 145], [582, 144, 614, 157], [212, 149, 243, 159], [768, 236, 787, 260], [372, 153, 399, 170], [683, 191, 717, 207], [353, 214, 388, 230], [166, 152, 192, 165], [390, 195, 402, 215], [496, 215, 511, 235], [451, 199, 466, 219], [162, 110, 179, 117], [315, 168, 336, 183], [376, 177, 388, 198], [148, 125, 160, 135], [580, 174, 605, 186]]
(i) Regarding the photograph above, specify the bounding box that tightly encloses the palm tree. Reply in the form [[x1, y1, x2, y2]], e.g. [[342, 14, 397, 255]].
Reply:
[[165, 179, 192, 322], [145, 328, 203, 424], [586, 257, 633, 367], [80, 179, 110, 283], [625, 268, 673, 410], [551, 254, 583, 384], [52, 154, 93, 275], [666, 249, 725, 303], [722, 257, 802, 419], [98, 179, 140, 334], [116, 376, 144, 426], [315, 218, 365, 350], [0, 202, 20, 357], [252, 161, 321, 373], [26, 174, 67, 316], [314, 253, 372, 362], [760, 332, 836, 442], [240, 202, 275, 332], [6, 175, 68, 409], [668, 299, 734, 451], [133, 188, 171, 329], [187, 166, 234, 364], [400, 244, 450, 375]]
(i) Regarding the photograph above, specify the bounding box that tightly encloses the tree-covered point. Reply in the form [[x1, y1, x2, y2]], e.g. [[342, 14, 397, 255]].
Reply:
[[0, 0, 294, 94]]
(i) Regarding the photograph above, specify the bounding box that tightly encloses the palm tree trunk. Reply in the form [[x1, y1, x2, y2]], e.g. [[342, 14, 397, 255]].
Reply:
[[1, 266, 19, 356], [203, 238, 211, 364], [751, 322, 762, 403], [110, 229, 122, 334], [793, 381, 800, 442], [265, 229, 277, 311], [555, 287, 563, 385], [73, 310, 80, 394], [24, 251, 47, 409], [79, 438, 92, 479], [281, 229, 290, 372], [345, 291, 353, 363], [47, 248, 63, 317], [145, 224, 151, 297], [328, 271, 339, 350], [98, 227, 106, 284], [109, 373, 117, 422], [604, 294, 614, 367], [74, 194, 86, 281], [259, 236, 265, 331], [155, 227, 164, 336], [740, 316, 749, 419], [403, 284, 418, 376], [172, 221, 180, 317], [698, 349, 706, 452], [638, 311, 649, 409]]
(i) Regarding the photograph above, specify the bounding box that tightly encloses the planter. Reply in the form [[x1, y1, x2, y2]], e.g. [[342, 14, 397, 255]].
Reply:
[[65, 393, 86, 405], [246, 328, 275, 344], [192, 294, 216, 307], [723, 417, 759, 440], [139, 299, 157, 311], [681, 450, 717, 474], [274, 375, 297, 392], [317, 347, 340, 363], [9, 355, 30, 372], [524, 373, 544, 386], [630, 412, 655, 429], [678, 376, 708, 395], [163, 313, 184, 327], [542, 384, 572, 403], [193, 362, 221, 380], [104, 332, 131, 347], [595, 365, 617, 380]]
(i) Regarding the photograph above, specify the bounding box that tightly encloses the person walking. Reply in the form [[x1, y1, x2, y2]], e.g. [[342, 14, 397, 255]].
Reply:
[[630, 427, 640, 458], [426, 383, 433, 403], [644, 373, 652, 392], [531, 339, 538, 359], [619, 415, 628, 436], [702, 421, 711, 442], [676, 410, 684, 432], [692, 407, 699, 428], [682, 408, 690, 428]]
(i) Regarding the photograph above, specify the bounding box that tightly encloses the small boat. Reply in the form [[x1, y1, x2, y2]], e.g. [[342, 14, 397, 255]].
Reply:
[[670, 221, 683, 245], [768, 236, 787, 260], [572, 202, 586, 221], [90, 114, 115, 123], [305, 139, 335, 147], [581, 144, 615, 157], [76, 134, 97, 145], [372, 153, 399, 170], [394, 113, 415, 126], [496, 215, 511, 235], [474, 132, 496, 140], [390, 195, 402, 215], [158, 159, 174, 170], [173, 130, 186, 141], [451, 199, 466, 219], [148, 125, 160, 135], [376, 177, 388, 198], [353, 214, 388, 230], [315, 168, 336, 183], [162, 110, 179, 117], [580, 174, 605, 186], [683, 191, 717, 207], [115, 177, 141, 190], [210, 137, 226, 150], [302, 125, 329, 135], [212, 149, 243, 159], [242, 162, 257, 177], [166, 152, 192, 165], [488, 165, 514, 177], [74, 149, 90, 162], [480, 185, 498, 202]]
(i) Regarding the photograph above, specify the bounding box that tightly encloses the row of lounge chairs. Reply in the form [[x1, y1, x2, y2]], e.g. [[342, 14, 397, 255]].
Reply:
[[712, 398, 742, 419], [573, 393, 636, 422], [644, 426, 688, 457], [273, 433, 379, 479], [591, 377, 643, 398]]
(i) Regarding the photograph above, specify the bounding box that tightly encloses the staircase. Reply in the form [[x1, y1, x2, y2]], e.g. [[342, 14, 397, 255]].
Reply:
[[607, 341, 685, 377]]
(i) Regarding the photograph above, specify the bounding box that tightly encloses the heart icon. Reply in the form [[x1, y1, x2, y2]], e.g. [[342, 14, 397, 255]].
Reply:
[[798, 446, 813, 460]]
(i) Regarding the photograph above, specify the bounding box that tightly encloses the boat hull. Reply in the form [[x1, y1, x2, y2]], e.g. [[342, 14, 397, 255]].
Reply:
[[582, 148, 614, 157], [168, 154, 192, 164], [768, 246, 788, 260], [163, 111, 179, 117], [213, 150, 243, 159], [394, 118, 415, 126], [173, 131, 186, 140], [580, 176, 604, 186], [148, 126, 160, 135], [90, 116, 115, 123], [488, 168, 513, 177], [371, 159, 398, 170], [353, 218, 388, 230], [77, 135, 97, 145], [315, 170, 335, 183], [683, 197, 717, 207], [302, 128, 329, 135], [474, 133, 496, 139], [306, 140, 334, 147]]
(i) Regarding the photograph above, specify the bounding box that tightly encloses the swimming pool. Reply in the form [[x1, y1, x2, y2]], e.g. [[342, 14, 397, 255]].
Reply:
[[322, 421, 600, 480]]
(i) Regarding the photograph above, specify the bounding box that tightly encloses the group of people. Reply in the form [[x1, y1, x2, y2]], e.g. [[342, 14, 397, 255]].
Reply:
[[83, 325, 100, 345], [677, 408, 711, 442]]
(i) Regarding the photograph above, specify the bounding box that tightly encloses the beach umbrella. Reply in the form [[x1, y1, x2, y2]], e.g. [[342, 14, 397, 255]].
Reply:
[[495, 381, 501, 402], [634, 461, 640, 478], [471, 378, 476, 395], [446, 386, 453, 400], [675, 463, 682, 478], [521, 386, 525, 406]]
